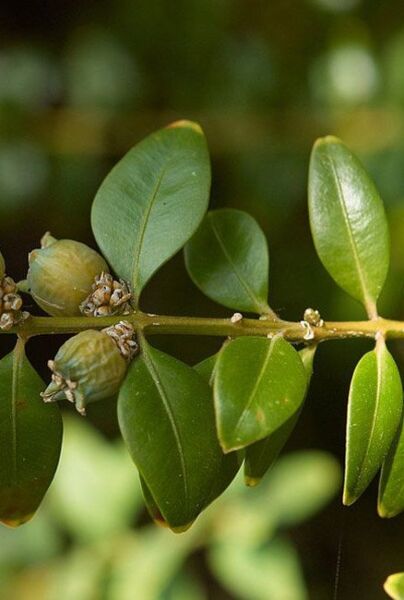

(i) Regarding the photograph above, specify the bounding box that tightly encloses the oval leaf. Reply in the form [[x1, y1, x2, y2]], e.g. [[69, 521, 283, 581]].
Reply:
[[214, 336, 307, 452], [118, 341, 225, 532], [92, 121, 211, 299], [194, 353, 242, 502], [0, 341, 63, 526], [378, 416, 404, 518], [244, 345, 316, 486], [184, 209, 270, 313], [385, 573, 404, 600], [344, 340, 402, 505], [309, 136, 389, 315]]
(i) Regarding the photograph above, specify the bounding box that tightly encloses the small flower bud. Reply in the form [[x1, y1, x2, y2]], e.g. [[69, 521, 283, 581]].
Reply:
[[27, 234, 109, 316], [41, 322, 138, 415]]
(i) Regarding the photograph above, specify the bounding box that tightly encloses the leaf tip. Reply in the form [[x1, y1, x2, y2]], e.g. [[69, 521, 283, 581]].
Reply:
[[0, 512, 34, 528], [166, 120, 203, 134], [377, 502, 397, 519], [313, 135, 342, 151], [170, 520, 194, 534], [244, 475, 261, 487], [342, 488, 357, 506]]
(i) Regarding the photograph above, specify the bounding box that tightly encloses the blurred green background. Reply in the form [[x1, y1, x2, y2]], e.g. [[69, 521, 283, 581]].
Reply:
[[1, 0, 404, 598]]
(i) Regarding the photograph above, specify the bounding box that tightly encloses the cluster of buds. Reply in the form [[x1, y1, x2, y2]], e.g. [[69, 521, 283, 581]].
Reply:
[[0, 252, 29, 331], [41, 321, 138, 415], [80, 272, 132, 317]]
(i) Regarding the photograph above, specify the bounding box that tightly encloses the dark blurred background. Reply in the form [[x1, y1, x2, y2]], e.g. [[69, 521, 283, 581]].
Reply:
[[1, 1, 404, 598]]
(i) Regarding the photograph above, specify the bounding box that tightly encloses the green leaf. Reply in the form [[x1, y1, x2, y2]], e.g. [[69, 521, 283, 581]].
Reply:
[[140, 476, 168, 528], [194, 353, 242, 503], [384, 573, 404, 600], [118, 341, 225, 532], [378, 415, 404, 518], [92, 121, 211, 299], [0, 340, 63, 526], [344, 339, 402, 505], [309, 136, 389, 315], [214, 336, 307, 452], [244, 345, 316, 486], [193, 353, 218, 385], [184, 209, 270, 313]]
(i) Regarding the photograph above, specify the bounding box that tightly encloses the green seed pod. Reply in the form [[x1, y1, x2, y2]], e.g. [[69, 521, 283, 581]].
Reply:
[[42, 328, 134, 415], [0, 251, 5, 281], [27, 233, 108, 316]]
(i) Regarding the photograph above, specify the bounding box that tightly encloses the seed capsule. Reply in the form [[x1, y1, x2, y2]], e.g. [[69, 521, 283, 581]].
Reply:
[[41, 323, 138, 415], [27, 233, 109, 316]]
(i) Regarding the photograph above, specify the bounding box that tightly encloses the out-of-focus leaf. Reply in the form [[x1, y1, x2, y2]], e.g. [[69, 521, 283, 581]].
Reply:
[[385, 573, 404, 600], [244, 345, 316, 485], [212, 451, 340, 548], [309, 136, 389, 316], [185, 209, 270, 313], [46, 545, 107, 600], [0, 511, 61, 568], [214, 336, 307, 451], [0, 340, 62, 526], [161, 571, 206, 600], [109, 528, 199, 600], [92, 121, 210, 299], [118, 341, 224, 531], [344, 340, 402, 505], [48, 416, 142, 542], [209, 536, 308, 600]]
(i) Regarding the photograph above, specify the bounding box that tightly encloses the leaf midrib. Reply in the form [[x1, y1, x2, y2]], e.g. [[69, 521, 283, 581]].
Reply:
[[131, 162, 170, 296], [209, 215, 265, 313], [325, 151, 372, 311], [141, 345, 189, 513], [352, 349, 384, 496], [232, 339, 276, 440]]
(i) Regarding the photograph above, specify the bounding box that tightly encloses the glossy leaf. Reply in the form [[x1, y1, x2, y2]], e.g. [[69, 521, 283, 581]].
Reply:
[[193, 353, 218, 385], [194, 353, 242, 503], [140, 476, 168, 528], [118, 341, 225, 531], [344, 340, 402, 505], [0, 341, 63, 526], [378, 415, 404, 518], [309, 136, 389, 315], [384, 573, 404, 600], [214, 336, 307, 452], [92, 121, 210, 299], [184, 209, 270, 313], [244, 345, 316, 486]]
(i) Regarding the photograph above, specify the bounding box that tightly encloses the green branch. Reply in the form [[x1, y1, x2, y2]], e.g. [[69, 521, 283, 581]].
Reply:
[[5, 311, 404, 343]]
